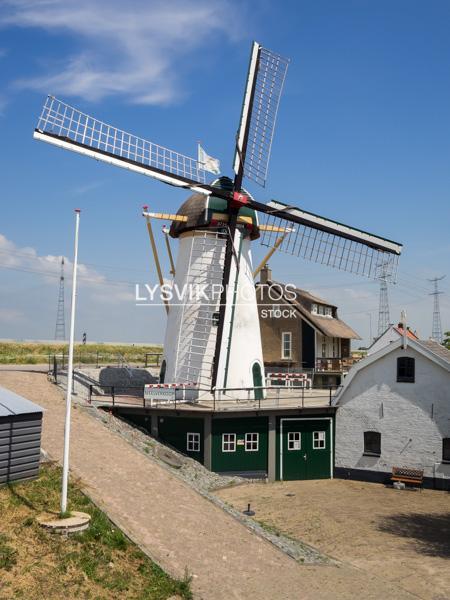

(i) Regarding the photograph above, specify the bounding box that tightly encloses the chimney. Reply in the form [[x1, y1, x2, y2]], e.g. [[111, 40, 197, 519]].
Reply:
[[400, 310, 407, 349], [259, 264, 272, 285]]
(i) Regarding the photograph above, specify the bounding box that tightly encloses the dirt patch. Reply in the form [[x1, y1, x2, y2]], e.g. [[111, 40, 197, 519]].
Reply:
[[216, 479, 450, 600]]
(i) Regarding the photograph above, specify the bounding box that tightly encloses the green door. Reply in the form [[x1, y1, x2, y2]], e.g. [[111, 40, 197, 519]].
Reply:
[[280, 419, 331, 480], [252, 362, 263, 400]]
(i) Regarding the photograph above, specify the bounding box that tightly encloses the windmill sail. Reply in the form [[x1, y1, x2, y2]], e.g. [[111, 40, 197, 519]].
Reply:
[[34, 96, 208, 193], [259, 200, 402, 281], [233, 43, 289, 188]]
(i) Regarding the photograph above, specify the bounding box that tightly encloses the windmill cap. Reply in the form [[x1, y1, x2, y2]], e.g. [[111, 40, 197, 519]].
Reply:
[[169, 176, 260, 240]]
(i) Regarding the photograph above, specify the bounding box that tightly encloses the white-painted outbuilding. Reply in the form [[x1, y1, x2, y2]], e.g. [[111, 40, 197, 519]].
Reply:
[[333, 337, 450, 489], [367, 323, 418, 355]]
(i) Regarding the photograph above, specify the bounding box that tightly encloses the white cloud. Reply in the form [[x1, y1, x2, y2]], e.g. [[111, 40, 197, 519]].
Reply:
[[0, 0, 241, 105], [0, 232, 126, 299], [0, 307, 24, 322]]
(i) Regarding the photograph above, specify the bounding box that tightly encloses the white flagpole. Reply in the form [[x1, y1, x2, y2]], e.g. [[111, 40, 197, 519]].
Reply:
[[61, 208, 81, 516]]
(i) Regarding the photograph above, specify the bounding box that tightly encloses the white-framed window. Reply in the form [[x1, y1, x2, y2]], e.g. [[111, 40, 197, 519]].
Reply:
[[282, 331, 292, 359], [312, 303, 318, 314], [222, 433, 236, 452], [288, 432, 301, 450], [313, 431, 326, 449], [245, 433, 259, 452], [186, 432, 200, 452]]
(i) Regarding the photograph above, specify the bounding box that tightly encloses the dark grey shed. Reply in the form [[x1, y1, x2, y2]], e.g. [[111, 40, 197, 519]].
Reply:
[[0, 386, 43, 485]]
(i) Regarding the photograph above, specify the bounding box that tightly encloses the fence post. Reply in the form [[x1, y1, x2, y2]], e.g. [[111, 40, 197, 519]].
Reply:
[[112, 386, 115, 406], [53, 355, 58, 385], [96, 351, 99, 368], [329, 386, 332, 406], [302, 385, 304, 408], [89, 384, 92, 404], [156, 354, 160, 366]]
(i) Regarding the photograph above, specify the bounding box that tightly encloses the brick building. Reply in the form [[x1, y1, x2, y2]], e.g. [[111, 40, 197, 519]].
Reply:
[[256, 265, 360, 387]]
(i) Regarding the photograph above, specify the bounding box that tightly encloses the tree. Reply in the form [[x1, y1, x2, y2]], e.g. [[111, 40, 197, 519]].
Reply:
[[443, 332, 450, 350]]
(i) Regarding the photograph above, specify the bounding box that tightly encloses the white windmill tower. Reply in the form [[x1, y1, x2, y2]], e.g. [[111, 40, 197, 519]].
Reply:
[[33, 41, 403, 400]]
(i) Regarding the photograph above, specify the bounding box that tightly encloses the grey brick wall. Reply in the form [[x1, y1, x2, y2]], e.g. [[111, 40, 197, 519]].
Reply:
[[335, 345, 450, 483]]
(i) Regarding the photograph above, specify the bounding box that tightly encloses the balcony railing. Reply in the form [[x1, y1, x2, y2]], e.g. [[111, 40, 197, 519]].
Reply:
[[315, 357, 354, 372]]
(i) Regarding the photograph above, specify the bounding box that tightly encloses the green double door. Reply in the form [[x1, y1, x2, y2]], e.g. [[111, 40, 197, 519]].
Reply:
[[280, 419, 332, 480]]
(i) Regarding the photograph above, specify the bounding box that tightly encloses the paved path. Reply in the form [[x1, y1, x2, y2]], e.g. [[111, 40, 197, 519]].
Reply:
[[0, 371, 417, 600]]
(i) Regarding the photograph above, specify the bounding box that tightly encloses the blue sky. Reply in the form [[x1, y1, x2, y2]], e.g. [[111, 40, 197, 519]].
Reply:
[[0, 0, 449, 345]]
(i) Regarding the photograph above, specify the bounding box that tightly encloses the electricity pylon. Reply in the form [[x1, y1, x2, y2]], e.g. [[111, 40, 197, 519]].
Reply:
[[428, 275, 445, 343], [377, 262, 391, 337], [54, 257, 66, 340]]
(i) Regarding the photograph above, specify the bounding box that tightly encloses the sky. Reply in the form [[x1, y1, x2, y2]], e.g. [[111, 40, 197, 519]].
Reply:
[[0, 0, 449, 347]]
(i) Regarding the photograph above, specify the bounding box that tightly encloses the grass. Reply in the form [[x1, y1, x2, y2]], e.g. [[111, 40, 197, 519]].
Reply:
[[0, 463, 192, 599], [0, 342, 162, 365]]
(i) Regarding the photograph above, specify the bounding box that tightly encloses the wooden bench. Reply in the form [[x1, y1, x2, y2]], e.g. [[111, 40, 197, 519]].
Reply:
[[391, 466, 424, 489]]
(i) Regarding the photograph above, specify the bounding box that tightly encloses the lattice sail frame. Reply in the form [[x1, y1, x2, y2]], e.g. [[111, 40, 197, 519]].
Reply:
[[35, 96, 206, 185], [260, 202, 401, 281], [234, 43, 289, 187]]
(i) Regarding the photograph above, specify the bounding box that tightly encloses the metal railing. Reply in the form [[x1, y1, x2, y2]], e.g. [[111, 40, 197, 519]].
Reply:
[[211, 386, 337, 411], [315, 357, 356, 372], [87, 383, 338, 411], [45, 352, 162, 370]]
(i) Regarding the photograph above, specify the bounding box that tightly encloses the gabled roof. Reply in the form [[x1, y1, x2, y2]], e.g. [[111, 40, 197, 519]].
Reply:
[[333, 337, 450, 406], [256, 281, 360, 339], [368, 324, 418, 350], [417, 340, 450, 363], [393, 326, 419, 340]]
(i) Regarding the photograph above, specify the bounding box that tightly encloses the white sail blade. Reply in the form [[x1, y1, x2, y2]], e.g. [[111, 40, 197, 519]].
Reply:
[[34, 96, 209, 193], [260, 200, 402, 281], [233, 43, 289, 188]]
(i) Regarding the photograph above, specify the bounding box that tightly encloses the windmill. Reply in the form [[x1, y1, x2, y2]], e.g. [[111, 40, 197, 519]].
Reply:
[[33, 41, 402, 398]]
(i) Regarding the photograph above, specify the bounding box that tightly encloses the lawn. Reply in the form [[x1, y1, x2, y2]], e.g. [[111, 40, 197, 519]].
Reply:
[[0, 342, 162, 366], [0, 463, 191, 599]]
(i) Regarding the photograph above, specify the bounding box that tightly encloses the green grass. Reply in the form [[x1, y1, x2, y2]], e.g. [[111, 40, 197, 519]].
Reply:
[[0, 342, 162, 365], [0, 463, 191, 599]]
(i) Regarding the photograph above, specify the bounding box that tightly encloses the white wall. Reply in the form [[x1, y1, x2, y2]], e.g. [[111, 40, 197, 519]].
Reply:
[[336, 345, 450, 483], [367, 327, 399, 355]]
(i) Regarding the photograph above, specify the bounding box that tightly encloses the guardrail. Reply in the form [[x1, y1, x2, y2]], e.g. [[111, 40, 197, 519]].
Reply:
[[87, 383, 338, 411]]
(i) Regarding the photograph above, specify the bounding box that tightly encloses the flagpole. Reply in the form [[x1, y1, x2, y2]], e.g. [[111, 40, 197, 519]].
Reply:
[[61, 209, 81, 516]]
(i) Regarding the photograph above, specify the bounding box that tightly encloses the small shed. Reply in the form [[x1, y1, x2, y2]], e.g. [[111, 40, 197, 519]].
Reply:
[[0, 386, 43, 485]]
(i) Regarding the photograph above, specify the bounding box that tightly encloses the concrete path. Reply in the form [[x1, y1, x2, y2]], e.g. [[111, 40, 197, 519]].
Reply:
[[0, 371, 417, 600]]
